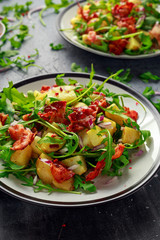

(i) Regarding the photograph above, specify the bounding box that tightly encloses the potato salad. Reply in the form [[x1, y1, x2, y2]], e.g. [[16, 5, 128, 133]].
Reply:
[[0, 73, 151, 194], [70, 0, 160, 55]]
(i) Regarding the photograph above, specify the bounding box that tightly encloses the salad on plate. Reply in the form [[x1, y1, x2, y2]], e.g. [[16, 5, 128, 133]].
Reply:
[[70, 0, 160, 56], [0, 72, 151, 194]]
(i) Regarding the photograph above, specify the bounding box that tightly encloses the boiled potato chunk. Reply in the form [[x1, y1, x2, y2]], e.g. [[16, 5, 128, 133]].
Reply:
[[105, 104, 128, 126], [62, 156, 87, 175], [34, 85, 77, 103], [78, 129, 93, 148], [11, 145, 32, 166], [40, 133, 65, 153], [42, 122, 60, 136], [36, 153, 74, 191], [122, 127, 141, 144], [87, 125, 107, 147], [103, 117, 117, 136], [31, 136, 42, 155], [36, 153, 53, 184], [73, 102, 87, 108], [126, 37, 141, 51], [128, 0, 141, 4]]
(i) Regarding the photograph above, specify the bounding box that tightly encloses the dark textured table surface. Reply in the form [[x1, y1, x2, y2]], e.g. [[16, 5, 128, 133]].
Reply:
[[0, 0, 160, 239]]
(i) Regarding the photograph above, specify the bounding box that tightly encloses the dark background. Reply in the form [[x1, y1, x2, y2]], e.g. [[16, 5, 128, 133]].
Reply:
[[0, 0, 160, 239]]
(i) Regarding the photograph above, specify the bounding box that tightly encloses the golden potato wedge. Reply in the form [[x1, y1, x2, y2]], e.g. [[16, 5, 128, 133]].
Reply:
[[11, 145, 32, 167]]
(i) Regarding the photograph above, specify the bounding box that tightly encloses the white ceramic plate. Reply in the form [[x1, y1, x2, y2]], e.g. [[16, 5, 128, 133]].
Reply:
[[0, 73, 160, 207], [57, 0, 160, 59], [0, 21, 6, 39]]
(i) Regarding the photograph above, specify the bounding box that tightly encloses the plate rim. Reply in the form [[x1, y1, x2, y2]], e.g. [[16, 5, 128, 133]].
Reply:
[[57, 0, 160, 59], [0, 72, 160, 207]]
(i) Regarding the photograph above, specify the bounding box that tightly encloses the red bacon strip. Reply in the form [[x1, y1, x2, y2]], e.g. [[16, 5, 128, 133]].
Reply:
[[0, 113, 8, 125], [50, 161, 75, 183], [123, 107, 138, 121], [86, 159, 105, 181], [8, 124, 34, 151], [38, 101, 67, 123]]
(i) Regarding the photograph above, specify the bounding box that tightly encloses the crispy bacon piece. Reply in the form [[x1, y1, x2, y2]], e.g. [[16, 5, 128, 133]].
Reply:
[[112, 144, 125, 160], [86, 159, 105, 181], [112, 2, 134, 19], [149, 23, 160, 47], [0, 113, 8, 125], [40, 85, 51, 93], [8, 124, 34, 151], [109, 39, 128, 55], [50, 161, 75, 183], [68, 107, 96, 132], [77, 3, 99, 21], [38, 101, 67, 123], [87, 31, 102, 45], [68, 99, 108, 132], [123, 107, 138, 121], [117, 16, 136, 33]]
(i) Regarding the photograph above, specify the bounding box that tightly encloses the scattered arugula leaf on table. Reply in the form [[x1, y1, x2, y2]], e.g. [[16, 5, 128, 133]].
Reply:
[[0, 49, 41, 72], [39, 0, 72, 26], [50, 43, 64, 50], [71, 63, 88, 73], [139, 71, 160, 83], [143, 87, 160, 113]]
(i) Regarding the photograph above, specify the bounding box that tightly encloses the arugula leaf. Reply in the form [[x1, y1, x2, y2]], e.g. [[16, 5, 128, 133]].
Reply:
[[74, 175, 96, 193], [55, 74, 66, 86], [0, 49, 41, 72], [14, 173, 80, 194], [107, 68, 132, 84], [142, 86, 155, 100], [0, 50, 19, 58], [142, 87, 160, 112], [9, 24, 31, 49], [139, 72, 160, 83], [71, 62, 88, 73], [38, 136, 62, 144], [50, 43, 64, 50], [39, 0, 72, 26], [68, 78, 78, 85]]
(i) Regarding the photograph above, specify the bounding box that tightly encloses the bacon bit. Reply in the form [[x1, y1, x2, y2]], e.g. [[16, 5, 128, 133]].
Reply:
[[93, 91, 105, 96], [129, 167, 132, 169], [112, 2, 134, 18], [40, 85, 51, 93], [50, 144, 59, 148], [0, 113, 8, 125], [38, 101, 67, 123], [86, 159, 105, 181], [55, 92, 59, 96], [60, 87, 63, 92], [67, 99, 108, 132], [50, 161, 75, 183], [8, 124, 34, 150], [22, 113, 32, 121], [109, 39, 128, 55], [62, 224, 66, 227], [51, 133, 57, 138], [149, 23, 160, 47], [123, 107, 138, 121], [28, 55, 30, 59], [129, 159, 132, 163], [53, 159, 58, 163], [53, 84, 58, 87], [75, 88, 84, 93], [112, 144, 125, 160], [136, 102, 139, 106]]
